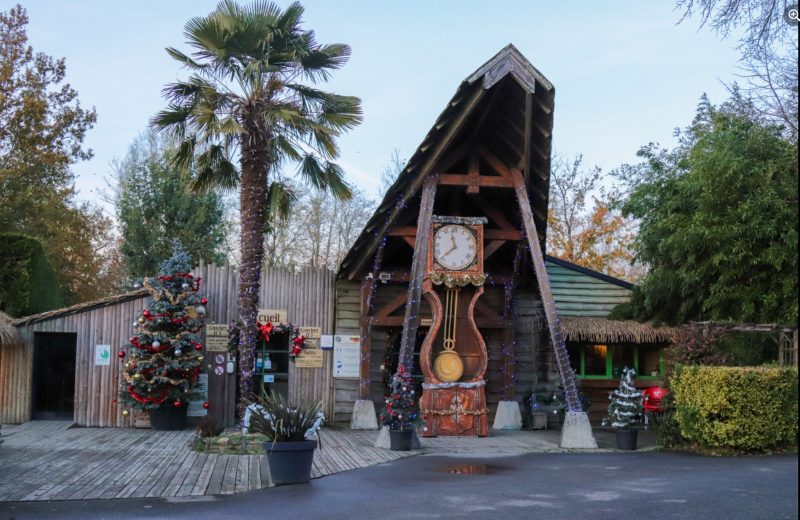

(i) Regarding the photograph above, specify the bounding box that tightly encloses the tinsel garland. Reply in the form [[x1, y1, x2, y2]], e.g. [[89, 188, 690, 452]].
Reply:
[[422, 380, 486, 390], [429, 272, 486, 288], [420, 407, 488, 416]]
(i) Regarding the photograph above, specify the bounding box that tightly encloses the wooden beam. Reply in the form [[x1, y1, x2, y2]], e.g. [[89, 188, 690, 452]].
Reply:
[[375, 292, 409, 320], [388, 226, 521, 241], [512, 168, 582, 412], [345, 86, 485, 280], [478, 146, 512, 178], [474, 299, 502, 322], [439, 174, 514, 188], [472, 194, 515, 230], [519, 91, 533, 180], [359, 279, 375, 399], [483, 240, 506, 261], [466, 149, 480, 194], [397, 176, 437, 373], [402, 236, 415, 248]]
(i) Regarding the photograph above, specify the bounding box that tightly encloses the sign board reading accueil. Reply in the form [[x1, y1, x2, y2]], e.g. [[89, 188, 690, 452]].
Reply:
[[257, 309, 287, 325], [333, 335, 360, 378]]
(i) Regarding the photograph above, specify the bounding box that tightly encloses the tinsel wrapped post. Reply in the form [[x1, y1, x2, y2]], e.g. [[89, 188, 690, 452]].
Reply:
[[603, 367, 643, 429]]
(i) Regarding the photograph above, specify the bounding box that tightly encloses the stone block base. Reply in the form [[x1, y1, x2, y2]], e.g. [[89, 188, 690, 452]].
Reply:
[[350, 399, 379, 430], [559, 411, 597, 449], [492, 400, 522, 430]]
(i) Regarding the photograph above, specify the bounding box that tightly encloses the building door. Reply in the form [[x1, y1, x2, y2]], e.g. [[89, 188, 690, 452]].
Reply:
[[32, 332, 77, 420]]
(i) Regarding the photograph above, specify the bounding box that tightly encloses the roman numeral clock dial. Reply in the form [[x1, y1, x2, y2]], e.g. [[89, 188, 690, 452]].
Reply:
[[433, 224, 477, 271]]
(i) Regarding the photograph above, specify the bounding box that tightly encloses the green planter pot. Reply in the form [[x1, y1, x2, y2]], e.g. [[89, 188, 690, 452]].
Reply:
[[264, 439, 317, 485], [615, 429, 638, 450]]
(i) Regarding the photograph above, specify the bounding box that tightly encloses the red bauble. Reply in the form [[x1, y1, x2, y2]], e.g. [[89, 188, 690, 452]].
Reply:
[[200, 298, 208, 305], [118, 351, 126, 359], [143, 310, 152, 318], [194, 343, 203, 351], [173, 400, 182, 408], [202, 402, 210, 410]]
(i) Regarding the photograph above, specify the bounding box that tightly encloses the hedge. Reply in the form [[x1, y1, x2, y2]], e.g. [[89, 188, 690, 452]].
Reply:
[[0, 233, 64, 317], [672, 366, 798, 451]]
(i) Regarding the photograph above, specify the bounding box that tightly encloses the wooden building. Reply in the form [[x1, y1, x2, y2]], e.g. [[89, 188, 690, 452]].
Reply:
[[1, 46, 678, 430], [331, 45, 676, 428]]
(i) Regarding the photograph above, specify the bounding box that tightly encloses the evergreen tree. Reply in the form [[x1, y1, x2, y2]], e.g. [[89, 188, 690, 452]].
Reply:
[[119, 244, 207, 412], [379, 365, 419, 431], [603, 367, 643, 429], [113, 132, 229, 279]]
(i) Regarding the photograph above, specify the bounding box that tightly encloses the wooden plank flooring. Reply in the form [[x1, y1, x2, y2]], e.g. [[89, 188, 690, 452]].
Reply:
[[0, 423, 416, 502], [0, 421, 632, 502]]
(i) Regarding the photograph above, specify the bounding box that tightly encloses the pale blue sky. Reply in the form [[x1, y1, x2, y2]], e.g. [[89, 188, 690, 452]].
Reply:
[[12, 1, 743, 216]]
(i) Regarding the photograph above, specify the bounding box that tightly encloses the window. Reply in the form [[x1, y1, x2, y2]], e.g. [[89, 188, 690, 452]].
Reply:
[[585, 344, 607, 376], [568, 343, 665, 379]]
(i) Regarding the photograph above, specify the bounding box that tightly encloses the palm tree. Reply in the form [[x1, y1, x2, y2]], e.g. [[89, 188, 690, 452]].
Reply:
[[152, 0, 362, 403]]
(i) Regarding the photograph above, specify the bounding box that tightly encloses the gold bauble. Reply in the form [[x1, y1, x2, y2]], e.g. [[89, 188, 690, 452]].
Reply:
[[122, 410, 130, 417], [133, 374, 142, 380], [434, 350, 463, 382], [138, 317, 145, 324], [196, 355, 204, 362]]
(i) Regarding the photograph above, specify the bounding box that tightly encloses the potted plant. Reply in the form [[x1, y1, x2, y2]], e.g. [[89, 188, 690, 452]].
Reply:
[[245, 392, 325, 485], [118, 244, 207, 430], [603, 367, 643, 450], [379, 365, 420, 451]]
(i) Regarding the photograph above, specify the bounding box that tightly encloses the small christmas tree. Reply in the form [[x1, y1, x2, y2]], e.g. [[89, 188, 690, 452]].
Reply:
[[379, 365, 419, 431], [603, 367, 643, 429], [119, 244, 207, 413]]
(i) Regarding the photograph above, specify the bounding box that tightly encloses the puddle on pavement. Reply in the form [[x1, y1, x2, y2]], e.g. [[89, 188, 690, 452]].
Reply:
[[436, 463, 493, 475]]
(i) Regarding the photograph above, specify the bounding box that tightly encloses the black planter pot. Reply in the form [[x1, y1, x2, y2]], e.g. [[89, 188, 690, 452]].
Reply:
[[389, 429, 414, 451], [264, 439, 317, 485], [149, 402, 188, 431], [615, 428, 638, 450]]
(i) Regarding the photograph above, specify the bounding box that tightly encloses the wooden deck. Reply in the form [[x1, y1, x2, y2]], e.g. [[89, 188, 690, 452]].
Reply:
[[0, 422, 653, 502], [0, 422, 416, 502]]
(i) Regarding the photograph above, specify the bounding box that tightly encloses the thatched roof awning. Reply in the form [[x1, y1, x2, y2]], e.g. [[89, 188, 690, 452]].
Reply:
[[12, 289, 150, 327], [0, 310, 24, 347], [561, 317, 679, 344]]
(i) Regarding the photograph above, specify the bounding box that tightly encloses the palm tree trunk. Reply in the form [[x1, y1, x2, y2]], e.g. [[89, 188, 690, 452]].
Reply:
[[237, 133, 269, 406]]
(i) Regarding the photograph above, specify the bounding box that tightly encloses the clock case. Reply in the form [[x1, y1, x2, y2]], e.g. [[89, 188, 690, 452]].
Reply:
[[420, 216, 489, 437]]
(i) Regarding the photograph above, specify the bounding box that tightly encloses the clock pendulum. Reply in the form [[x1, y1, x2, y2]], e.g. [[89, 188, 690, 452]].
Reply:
[[434, 285, 464, 382]]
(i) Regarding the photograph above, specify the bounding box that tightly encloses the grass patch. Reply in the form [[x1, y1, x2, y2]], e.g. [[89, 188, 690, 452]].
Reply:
[[190, 433, 271, 455]]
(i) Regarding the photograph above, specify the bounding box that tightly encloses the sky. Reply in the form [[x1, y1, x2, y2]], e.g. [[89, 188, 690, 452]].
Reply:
[[12, 1, 744, 219]]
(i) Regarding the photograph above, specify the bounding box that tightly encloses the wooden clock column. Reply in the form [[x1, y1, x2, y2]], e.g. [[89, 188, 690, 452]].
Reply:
[[419, 216, 489, 437]]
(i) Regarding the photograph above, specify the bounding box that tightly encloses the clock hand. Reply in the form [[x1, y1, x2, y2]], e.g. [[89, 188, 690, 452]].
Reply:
[[441, 244, 457, 258]]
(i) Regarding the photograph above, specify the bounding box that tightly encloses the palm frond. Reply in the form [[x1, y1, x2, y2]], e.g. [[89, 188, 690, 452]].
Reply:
[[267, 180, 297, 221], [191, 144, 240, 191]]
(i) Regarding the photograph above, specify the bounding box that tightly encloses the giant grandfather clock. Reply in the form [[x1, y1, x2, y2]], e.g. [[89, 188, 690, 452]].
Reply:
[[419, 216, 489, 437]]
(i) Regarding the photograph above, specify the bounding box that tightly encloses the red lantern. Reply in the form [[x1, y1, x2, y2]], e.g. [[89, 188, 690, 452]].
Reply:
[[202, 402, 210, 410]]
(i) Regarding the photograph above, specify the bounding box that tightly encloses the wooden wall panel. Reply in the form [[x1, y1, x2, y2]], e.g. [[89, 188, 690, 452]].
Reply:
[[4, 264, 336, 427]]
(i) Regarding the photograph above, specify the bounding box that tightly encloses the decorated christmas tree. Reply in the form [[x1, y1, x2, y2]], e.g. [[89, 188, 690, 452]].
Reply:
[[379, 365, 419, 431], [119, 244, 207, 417], [603, 367, 643, 429]]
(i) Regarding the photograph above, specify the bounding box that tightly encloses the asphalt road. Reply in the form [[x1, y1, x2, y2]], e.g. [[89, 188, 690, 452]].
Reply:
[[1, 451, 797, 520]]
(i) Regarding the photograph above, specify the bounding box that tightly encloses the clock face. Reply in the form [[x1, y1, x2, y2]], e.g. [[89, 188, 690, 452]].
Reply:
[[433, 224, 478, 271]]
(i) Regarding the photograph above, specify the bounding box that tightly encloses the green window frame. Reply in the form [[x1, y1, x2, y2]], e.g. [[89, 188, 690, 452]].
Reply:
[[569, 343, 666, 380]]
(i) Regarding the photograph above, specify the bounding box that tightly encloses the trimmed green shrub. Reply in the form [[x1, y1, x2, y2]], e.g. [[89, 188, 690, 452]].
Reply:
[[672, 366, 798, 451], [0, 233, 64, 317]]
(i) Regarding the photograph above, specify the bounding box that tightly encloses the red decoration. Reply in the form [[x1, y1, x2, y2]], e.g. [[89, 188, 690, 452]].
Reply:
[[143, 309, 152, 319], [259, 322, 274, 342], [118, 351, 126, 359], [194, 343, 203, 351], [200, 298, 208, 305], [128, 386, 169, 405], [202, 402, 210, 410], [173, 400, 182, 408]]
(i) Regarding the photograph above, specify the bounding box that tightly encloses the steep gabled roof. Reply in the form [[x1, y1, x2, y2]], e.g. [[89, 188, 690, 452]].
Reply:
[[338, 44, 555, 280]]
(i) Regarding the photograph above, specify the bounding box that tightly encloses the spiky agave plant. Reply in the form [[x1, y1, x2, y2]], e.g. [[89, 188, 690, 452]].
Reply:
[[247, 392, 325, 443]]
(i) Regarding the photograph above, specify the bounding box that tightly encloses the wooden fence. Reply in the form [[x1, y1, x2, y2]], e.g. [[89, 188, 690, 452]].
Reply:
[[3, 263, 336, 426]]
